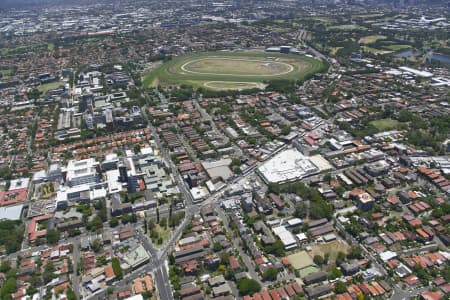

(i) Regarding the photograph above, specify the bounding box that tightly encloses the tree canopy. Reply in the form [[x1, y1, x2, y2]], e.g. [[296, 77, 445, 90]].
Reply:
[[0, 220, 24, 254], [262, 267, 278, 281], [237, 278, 261, 295]]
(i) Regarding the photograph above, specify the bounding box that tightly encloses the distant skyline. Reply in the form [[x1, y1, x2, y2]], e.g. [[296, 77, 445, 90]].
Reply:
[[0, 0, 107, 9], [1, 0, 449, 9]]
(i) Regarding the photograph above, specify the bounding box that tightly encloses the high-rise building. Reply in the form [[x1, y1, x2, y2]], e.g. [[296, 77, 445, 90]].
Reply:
[[118, 163, 128, 183]]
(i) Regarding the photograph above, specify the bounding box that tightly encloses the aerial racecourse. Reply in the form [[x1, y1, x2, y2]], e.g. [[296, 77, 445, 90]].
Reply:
[[144, 51, 325, 90]]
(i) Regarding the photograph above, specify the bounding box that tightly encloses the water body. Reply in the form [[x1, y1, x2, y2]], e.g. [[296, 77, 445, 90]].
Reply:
[[394, 50, 422, 58], [427, 53, 450, 64]]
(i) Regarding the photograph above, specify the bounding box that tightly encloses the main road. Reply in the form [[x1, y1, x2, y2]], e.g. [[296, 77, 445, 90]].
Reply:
[[141, 119, 290, 300]]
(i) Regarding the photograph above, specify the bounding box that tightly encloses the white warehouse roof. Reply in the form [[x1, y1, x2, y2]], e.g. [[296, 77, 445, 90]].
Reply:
[[399, 66, 433, 78], [272, 226, 297, 249], [258, 149, 319, 183], [0, 204, 23, 221]]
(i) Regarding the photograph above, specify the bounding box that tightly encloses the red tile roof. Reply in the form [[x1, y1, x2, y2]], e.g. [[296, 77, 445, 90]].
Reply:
[[228, 256, 240, 270], [284, 285, 295, 297], [291, 283, 303, 294], [0, 188, 28, 206], [252, 293, 262, 300], [421, 290, 444, 300], [404, 275, 419, 286], [276, 287, 288, 299], [260, 290, 271, 300], [269, 289, 281, 300], [28, 214, 53, 241]]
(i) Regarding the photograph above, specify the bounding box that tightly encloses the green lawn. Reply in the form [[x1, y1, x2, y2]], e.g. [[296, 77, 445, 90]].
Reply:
[[182, 57, 293, 76], [0, 42, 54, 56], [356, 13, 385, 18], [362, 46, 393, 55], [0, 69, 14, 79], [299, 266, 320, 278], [359, 35, 386, 44], [310, 240, 350, 270], [370, 118, 402, 131], [203, 81, 264, 91], [329, 24, 366, 30], [304, 17, 332, 24], [149, 224, 171, 246], [384, 44, 412, 51], [37, 81, 65, 94], [143, 51, 326, 90], [328, 47, 343, 55]]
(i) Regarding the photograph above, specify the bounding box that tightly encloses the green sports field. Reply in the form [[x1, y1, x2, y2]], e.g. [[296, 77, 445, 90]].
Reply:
[[143, 51, 325, 90], [370, 118, 402, 131]]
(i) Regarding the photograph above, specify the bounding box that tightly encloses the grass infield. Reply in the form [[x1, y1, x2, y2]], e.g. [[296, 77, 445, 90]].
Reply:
[[143, 51, 325, 90]]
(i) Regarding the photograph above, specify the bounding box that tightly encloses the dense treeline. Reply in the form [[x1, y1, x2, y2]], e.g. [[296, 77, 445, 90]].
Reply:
[[0, 220, 24, 254], [269, 181, 333, 220]]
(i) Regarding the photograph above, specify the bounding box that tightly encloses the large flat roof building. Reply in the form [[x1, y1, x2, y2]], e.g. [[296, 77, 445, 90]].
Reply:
[[106, 169, 123, 194], [272, 226, 297, 250], [9, 178, 30, 191], [202, 159, 233, 181], [64, 158, 100, 187], [0, 204, 23, 221], [120, 245, 150, 271], [258, 149, 319, 184]]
